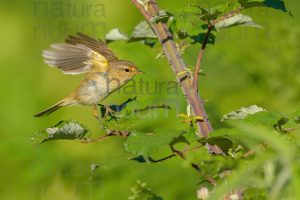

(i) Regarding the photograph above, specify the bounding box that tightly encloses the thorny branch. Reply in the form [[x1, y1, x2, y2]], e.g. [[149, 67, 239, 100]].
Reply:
[[192, 24, 213, 90], [193, 6, 245, 91], [130, 1, 246, 137], [131, 0, 213, 137]]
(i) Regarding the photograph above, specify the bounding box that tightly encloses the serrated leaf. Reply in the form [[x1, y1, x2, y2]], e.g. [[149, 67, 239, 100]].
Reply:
[[29, 120, 90, 148], [124, 129, 182, 157], [182, 127, 199, 144], [130, 21, 157, 41], [100, 97, 171, 132], [209, 128, 240, 138], [244, 111, 283, 126], [222, 105, 266, 121], [242, 0, 289, 13], [105, 28, 129, 42], [205, 137, 234, 155], [149, 10, 172, 24], [205, 128, 243, 147], [175, 12, 206, 36], [215, 14, 262, 31]]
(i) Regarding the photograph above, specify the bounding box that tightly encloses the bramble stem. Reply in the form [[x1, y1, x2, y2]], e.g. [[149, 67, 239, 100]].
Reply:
[[131, 0, 213, 137], [192, 24, 213, 91]]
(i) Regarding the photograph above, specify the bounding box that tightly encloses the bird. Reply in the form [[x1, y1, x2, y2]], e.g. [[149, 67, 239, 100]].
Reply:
[[34, 33, 144, 118]]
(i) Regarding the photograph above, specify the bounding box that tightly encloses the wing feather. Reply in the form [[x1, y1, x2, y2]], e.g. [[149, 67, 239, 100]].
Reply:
[[66, 33, 118, 61], [42, 42, 109, 75]]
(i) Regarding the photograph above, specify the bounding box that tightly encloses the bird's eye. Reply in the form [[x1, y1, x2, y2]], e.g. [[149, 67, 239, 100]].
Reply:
[[124, 68, 130, 72]]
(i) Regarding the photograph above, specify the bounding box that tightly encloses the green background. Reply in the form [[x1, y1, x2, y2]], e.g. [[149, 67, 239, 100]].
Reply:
[[0, 0, 299, 199]]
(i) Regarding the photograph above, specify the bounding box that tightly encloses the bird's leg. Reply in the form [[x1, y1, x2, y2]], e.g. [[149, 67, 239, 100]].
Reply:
[[93, 104, 100, 120], [93, 104, 108, 130], [98, 104, 116, 117], [103, 105, 116, 117]]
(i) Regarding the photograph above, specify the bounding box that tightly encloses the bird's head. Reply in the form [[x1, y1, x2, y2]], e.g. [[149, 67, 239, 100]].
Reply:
[[109, 60, 144, 83]]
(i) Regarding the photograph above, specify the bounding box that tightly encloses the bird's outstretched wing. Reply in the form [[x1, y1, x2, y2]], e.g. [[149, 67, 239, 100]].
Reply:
[[66, 33, 118, 61], [42, 33, 117, 75]]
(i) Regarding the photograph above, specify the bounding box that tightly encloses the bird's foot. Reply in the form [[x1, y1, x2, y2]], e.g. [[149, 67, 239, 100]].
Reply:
[[98, 104, 117, 118]]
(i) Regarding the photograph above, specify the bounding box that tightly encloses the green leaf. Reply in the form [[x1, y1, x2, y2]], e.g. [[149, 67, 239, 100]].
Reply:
[[215, 14, 262, 31], [244, 111, 283, 126], [130, 21, 157, 41], [105, 28, 129, 42], [124, 129, 182, 157], [128, 180, 163, 200], [190, 31, 216, 44], [205, 137, 234, 155], [182, 127, 199, 144], [241, 0, 289, 13], [222, 105, 266, 121], [199, 128, 238, 154], [238, 0, 250, 6], [149, 10, 173, 24], [29, 120, 90, 148], [100, 97, 171, 132], [175, 11, 206, 35]]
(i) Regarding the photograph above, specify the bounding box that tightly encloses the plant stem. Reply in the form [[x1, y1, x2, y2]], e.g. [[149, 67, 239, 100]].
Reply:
[[131, 0, 213, 137], [192, 24, 213, 91], [211, 7, 244, 25]]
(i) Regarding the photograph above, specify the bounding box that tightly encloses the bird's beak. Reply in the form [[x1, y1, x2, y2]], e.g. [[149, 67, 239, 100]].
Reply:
[[135, 69, 145, 74]]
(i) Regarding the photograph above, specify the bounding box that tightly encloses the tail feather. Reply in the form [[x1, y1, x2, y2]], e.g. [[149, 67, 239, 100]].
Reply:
[[34, 101, 65, 117]]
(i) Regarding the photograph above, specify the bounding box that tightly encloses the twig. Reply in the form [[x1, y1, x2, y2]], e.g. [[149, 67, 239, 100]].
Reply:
[[148, 154, 176, 162], [81, 130, 130, 144], [144, 144, 204, 173], [192, 24, 213, 90], [134, 104, 171, 113], [131, 0, 213, 137], [192, 6, 245, 90], [147, 144, 204, 162]]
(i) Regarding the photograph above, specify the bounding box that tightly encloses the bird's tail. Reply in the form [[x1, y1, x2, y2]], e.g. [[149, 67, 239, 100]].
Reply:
[[34, 100, 66, 117]]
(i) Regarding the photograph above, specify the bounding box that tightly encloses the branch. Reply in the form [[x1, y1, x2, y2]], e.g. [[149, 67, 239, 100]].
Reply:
[[192, 6, 245, 90], [211, 7, 244, 25], [81, 130, 130, 144], [131, 0, 213, 137], [134, 104, 171, 113], [146, 144, 204, 173], [192, 24, 213, 90]]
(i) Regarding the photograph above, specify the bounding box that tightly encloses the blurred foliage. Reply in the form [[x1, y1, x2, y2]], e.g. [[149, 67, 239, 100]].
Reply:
[[0, 0, 300, 199]]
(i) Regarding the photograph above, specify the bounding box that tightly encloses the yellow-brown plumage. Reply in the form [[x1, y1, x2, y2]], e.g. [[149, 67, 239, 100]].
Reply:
[[34, 33, 143, 118]]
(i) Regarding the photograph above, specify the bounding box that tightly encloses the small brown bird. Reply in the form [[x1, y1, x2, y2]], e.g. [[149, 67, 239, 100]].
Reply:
[[34, 33, 143, 118]]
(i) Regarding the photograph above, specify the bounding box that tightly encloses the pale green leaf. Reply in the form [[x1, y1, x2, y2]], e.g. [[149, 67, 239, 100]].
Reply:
[[130, 21, 157, 41], [124, 129, 182, 157], [105, 28, 129, 42], [29, 120, 90, 148], [215, 14, 262, 31], [222, 105, 266, 121]]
